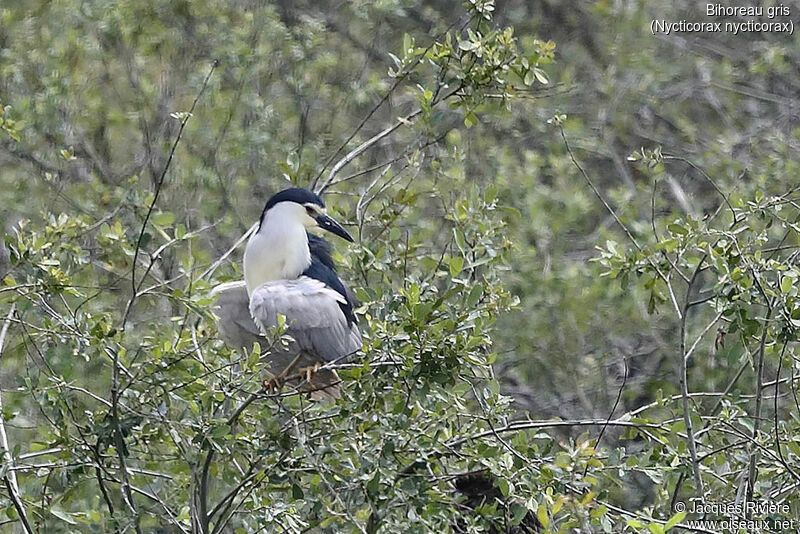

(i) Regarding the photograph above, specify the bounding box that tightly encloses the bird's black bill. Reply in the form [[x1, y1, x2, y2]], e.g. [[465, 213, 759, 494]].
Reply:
[[315, 214, 354, 242]]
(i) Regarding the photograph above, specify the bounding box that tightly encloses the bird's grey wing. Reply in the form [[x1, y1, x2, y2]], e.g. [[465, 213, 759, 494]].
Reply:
[[210, 281, 264, 352], [212, 279, 349, 399], [249, 276, 361, 364]]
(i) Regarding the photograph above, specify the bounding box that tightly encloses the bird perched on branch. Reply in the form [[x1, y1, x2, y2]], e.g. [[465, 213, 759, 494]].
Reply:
[[211, 188, 361, 398]]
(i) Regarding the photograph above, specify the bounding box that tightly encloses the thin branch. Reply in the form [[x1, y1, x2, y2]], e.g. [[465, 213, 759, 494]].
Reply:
[[0, 305, 19, 491], [316, 109, 422, 194], [200, 223, 257, 281], [198, 386, 266, 534], [685, 310, 724, 362], [559, 126, 641, 251], [663, 154, 736, 223], [446, 418, 665, 449], [595, 357, 628, 449], [207, 464, 258, 522], [316, 83, 461, 195], [109, 344, 142, 533], [0, 304, 33, 534], [747, 307, 773, 503], [123, 59, 218, 330], [309, 19, 459, 191], [3, 478, 33, 534], [310, 67, 413, 191], [773, 342, 800, 482], [679, 261, 707, 497], [93, 443, 120, 534], [559, 126, 685, 317], [625, 391, 729, 419]]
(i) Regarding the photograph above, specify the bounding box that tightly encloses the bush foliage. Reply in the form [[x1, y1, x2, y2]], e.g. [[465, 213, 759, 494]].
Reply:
[[1, 0, 799, 533]]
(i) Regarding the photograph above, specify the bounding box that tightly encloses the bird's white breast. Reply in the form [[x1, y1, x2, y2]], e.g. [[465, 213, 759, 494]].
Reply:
[[244, 204, 311, 296]]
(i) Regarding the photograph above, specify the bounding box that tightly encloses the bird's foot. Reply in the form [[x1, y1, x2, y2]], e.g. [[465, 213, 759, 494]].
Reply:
[[262, 375, 284, 393], [297, 363, 321, 384]]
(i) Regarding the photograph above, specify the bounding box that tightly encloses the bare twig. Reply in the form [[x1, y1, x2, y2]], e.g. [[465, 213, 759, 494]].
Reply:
[[309, 19, 460, 192], [772, 342, 800, 482], [0, 306, 19, 489], [679, 262, 707, 497], [315, 83, 461, 195], [559, 126, 686, 317], [124, 59, 218, 330], [310, 68, 413, 192], [685, 310, 724, 362], [663, 154, 736, 223], [3, 478, 33, 534], [200, 223, 257, 281], [198, 385, 268, 534], [109, 344, 142, 533], [446, 418, 665, 449], [747, 307, 773, 504], [595, 358, 628, 450], [562, 127, 716, 496], [0, 304, 33, 534], [315, 109, 422, 194], [93, 442, 120, 534], [559, 126, 641, 251]]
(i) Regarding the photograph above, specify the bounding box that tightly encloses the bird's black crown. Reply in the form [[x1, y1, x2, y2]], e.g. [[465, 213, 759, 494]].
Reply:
[[263, 188, 325, 212]]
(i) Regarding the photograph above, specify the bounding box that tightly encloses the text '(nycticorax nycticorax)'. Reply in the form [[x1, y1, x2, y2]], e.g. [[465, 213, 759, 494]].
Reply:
[[211, 188, 360, 398]]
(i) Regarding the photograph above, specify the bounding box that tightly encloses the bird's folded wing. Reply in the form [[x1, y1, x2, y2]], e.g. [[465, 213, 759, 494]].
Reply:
[[210, 280, 264, 351], [249, 276, 361, 364]]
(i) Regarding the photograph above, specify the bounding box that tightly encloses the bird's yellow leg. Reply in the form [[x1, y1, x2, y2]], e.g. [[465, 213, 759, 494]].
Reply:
[[262, 372, 282, 394], [262, 353, 305, 393], [297, 362, 321, 384]]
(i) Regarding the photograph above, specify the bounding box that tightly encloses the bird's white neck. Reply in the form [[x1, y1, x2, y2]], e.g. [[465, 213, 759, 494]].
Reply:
[[243, 204, 311, 296]]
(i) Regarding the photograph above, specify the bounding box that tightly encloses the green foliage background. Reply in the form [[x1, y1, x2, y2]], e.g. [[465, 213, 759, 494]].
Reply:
[[1, 0, 799, 532]]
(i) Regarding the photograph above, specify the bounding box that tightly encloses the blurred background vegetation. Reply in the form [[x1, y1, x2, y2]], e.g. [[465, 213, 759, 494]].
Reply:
[[1, 0, 799, 532]]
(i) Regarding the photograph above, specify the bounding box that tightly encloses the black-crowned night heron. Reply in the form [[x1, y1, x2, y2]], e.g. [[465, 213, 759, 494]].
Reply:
[[211, 188, 360, 398]]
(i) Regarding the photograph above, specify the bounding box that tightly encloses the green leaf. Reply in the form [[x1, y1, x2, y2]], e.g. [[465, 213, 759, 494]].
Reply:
[[449, 256, 464, 277], [464, 112, 478, 128], [781, 276, 793, 294], [496, 477, 510, 497], [510, 503, 528, 525], [523, 69, 535, 86], [536, 502, 549, 528], [467, 284, 484, 307], [664, 511, 686, 531], [247, 343, 261, 370], [403, 33, 412, 54], [51, 509, 78, 525], [656, 239, 678, 252], [366, 471, 380, 496], [211, 424, 230, 439], [554, 451, 571, 468], [152, 212, 175, 226], [667, 223, 687, 235], [484, 184, 498, 203]]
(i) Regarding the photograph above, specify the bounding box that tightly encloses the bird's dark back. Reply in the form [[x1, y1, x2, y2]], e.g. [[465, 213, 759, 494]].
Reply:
[[305, 233, 358, 325]]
